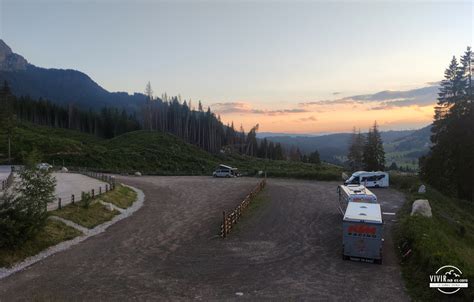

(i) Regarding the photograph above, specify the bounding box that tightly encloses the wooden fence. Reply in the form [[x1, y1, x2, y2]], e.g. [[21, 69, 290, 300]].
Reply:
[[54, 181, 114, 210], [220, 179, 266, 238], [53, 169, 117, 210], [79, 170, 116, 188]]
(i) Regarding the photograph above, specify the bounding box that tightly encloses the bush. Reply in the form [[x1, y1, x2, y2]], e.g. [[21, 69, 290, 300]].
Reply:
[[0, 165, 56, 248], [81, 192, 92, 209]]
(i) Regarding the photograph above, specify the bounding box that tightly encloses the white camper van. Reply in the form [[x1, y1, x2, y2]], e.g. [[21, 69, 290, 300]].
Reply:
[[213, 164, 239, 178], [342, 202, 383, 263], [345, 171, 389, 188], [337, 184, 377, 214]]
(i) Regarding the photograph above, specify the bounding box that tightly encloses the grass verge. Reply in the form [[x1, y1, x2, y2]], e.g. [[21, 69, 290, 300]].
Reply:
[[50, 201, 120, 229], [231, 188, 269, 234], [391, 173, 474, 300], [0, 219, 82, 268], [98, 185, 137, 209]]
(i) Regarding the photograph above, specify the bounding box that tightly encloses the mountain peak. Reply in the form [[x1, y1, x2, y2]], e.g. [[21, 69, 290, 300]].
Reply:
[[0, 39, 28, 71]]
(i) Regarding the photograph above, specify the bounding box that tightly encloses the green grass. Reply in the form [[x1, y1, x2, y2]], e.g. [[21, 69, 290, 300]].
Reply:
[[0, 122, 343, 181], [391, 173, 474, 300], [230, 188, 269, 234], [50, 201, 120, 229], [0, 219, 82, 268], [98, 185, 137, 209]]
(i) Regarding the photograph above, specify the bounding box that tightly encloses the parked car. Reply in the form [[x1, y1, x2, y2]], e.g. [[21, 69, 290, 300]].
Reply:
[[213, 164, 239, 178], [37, 163, 53, 171]]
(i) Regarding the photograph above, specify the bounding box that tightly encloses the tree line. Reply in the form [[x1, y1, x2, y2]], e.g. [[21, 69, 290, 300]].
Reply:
[[420, 46, 473, 201], [139, 83, 289, 159], [0, 80, 289, 162], [0, 81, 141, 139], [346, 121, 386, 172]]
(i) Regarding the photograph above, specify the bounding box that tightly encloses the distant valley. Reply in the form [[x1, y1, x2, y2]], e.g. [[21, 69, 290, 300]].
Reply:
[[261, 125, 431, 169]]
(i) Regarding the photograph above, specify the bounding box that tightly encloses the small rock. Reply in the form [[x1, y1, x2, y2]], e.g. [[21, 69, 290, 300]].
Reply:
[[235, 292, 244, 296], [411, 199, 432, 217], [61, 166, 68, 172], [105, 203, 115, 211], [134, 171, 142, 176], [418, 184, 426, 193]]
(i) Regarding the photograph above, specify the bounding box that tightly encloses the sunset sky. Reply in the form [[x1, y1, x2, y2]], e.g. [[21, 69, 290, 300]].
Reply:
[[1, 0, 472, 133]]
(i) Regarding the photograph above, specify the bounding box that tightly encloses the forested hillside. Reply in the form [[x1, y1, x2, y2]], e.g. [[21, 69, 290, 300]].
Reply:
[[0, 81, 286, 160], [0, 122, 342, 180]]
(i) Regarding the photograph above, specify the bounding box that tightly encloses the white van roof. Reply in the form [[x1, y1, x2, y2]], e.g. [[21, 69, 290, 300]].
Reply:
[[352, 171, 387, 176], [344, 202, 382, 223], [340, 185, 377, 197], [219, 164, 235, 170]]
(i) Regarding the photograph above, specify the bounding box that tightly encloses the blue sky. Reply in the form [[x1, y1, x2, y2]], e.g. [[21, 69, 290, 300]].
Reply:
[[1, 0, 472, 132]]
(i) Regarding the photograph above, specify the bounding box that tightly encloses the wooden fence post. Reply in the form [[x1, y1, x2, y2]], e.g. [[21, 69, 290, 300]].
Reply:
[[71, 194, 75, 204], [222, 211, 227, 238], [58, 198, 62, 210], [99, 186, 102, 195], [92, 189, 95, 198]]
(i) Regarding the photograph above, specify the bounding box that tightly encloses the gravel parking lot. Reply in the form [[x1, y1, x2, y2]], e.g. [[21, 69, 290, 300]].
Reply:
[[0, 176, 408, 301]]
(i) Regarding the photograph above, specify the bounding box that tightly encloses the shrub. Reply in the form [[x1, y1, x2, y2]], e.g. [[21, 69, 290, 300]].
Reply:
[[81, 192, 92, 209], [0, 164, 56, 248]]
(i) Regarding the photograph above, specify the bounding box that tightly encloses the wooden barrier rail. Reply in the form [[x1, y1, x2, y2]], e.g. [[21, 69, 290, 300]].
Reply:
[[220, 179, 266, 238]]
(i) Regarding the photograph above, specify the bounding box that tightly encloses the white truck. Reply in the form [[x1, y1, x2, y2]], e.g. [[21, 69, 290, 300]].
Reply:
[[337, 184, 377, 215], [344, 171, 389, 188], [342, 201, 383, 264]]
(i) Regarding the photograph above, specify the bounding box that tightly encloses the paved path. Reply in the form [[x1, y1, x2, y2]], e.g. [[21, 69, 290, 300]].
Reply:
[[0, 177, 408, 301]]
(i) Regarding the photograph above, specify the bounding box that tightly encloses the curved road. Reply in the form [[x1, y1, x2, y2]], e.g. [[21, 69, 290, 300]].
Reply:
[[0, 176, 408, 301]]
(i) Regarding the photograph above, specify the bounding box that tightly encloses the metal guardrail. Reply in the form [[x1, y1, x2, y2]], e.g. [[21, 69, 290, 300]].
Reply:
[[220, 179, 266, 238]]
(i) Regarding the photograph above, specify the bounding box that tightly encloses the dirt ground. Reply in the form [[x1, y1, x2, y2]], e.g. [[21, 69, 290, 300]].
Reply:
[[0, 176, 408, 301]]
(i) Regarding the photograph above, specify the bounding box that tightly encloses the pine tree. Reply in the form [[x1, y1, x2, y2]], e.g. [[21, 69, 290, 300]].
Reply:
[[308, 150, 321, 164], [363, 121, 385, 171], [421, 47, 474, 200], [347, 127, 365, 171], [0, 81, 16, 163]]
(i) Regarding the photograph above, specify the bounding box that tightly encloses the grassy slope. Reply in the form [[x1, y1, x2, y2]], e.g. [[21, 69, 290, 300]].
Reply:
[[0, 122, 343, 180], [0, 219, 82, 268], [391, 174, 474, 300], [50, 201, 120, 229], [98, 185, 137, 209], [50, 183, 136, 228]]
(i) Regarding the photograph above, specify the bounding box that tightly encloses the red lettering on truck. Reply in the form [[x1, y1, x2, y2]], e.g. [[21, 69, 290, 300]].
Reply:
[[348, 224, 376, 235]]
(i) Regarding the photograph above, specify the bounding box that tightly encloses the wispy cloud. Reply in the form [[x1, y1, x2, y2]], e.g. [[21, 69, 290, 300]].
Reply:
[[297, 115, 318, 122], [211, 102, 308, 116], [299, 85, 439, 110]]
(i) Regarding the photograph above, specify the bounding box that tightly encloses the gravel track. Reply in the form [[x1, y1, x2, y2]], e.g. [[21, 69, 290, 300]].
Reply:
[[0, 176, 408, 301]]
